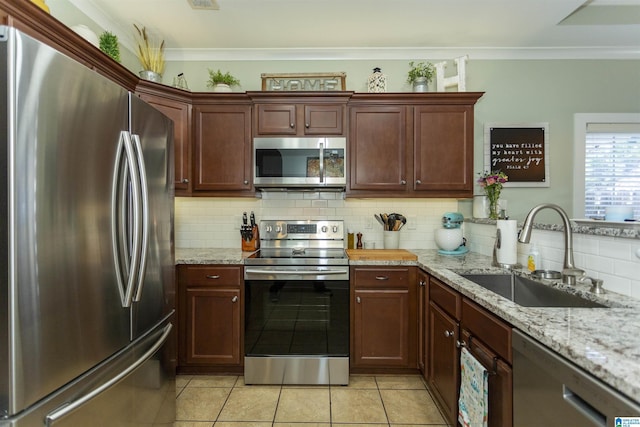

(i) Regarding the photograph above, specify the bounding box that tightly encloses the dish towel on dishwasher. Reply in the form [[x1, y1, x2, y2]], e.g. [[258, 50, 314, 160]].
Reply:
[[458, 347, 488, 427]]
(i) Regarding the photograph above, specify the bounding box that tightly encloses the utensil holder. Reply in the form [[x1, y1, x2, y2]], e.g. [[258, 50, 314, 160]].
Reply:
[[383, 231, 400, 249], [242, 226, 260, 251]]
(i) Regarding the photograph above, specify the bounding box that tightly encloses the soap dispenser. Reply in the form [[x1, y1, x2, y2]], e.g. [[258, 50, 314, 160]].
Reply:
[[527, 244, 541, 272]]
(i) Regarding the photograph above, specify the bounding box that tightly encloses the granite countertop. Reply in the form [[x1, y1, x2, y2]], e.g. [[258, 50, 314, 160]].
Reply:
[[174, 247, 640, 404]]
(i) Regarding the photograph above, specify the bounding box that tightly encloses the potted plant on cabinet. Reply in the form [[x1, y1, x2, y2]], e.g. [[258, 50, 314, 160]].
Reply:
[[99, 31, 120, 63], [207, 69, 241, 92], [407, 61, 435, 92], [133, 24, 165, 83]]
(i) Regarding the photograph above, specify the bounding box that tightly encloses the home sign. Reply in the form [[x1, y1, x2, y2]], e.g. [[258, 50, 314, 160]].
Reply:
[[261, 72, 347, 91]]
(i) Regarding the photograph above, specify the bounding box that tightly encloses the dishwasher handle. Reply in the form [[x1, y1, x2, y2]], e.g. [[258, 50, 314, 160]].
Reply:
[[562, 385, 606, 426]]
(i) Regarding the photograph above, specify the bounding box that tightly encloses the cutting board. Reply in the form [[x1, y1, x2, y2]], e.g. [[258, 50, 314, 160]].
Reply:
[[345, 249, 417, 261]]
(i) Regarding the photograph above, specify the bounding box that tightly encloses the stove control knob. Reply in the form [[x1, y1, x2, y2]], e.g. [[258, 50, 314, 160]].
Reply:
[[332, 225, 339, 233], [321, 226, 328, 232], [276, 226, 282, 233]]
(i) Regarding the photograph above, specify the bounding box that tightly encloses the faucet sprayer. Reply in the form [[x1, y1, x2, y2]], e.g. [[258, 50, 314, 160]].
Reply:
[[518, 203, 585, 285]]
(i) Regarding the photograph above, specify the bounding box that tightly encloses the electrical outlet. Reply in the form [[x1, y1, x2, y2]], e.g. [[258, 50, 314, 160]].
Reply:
[[407, 216, 417, 230], [365, 217, 373, 229]]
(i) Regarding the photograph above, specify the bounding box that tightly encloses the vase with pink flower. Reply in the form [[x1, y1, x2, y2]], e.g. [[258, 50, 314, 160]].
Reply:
[[477, 170, 508, 220]]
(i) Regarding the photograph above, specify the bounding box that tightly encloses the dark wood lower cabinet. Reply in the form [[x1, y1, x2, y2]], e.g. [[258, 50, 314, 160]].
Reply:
[[425, 271, 513, 427], [428, 301, 460, 424], [177, 265, 243, 373]]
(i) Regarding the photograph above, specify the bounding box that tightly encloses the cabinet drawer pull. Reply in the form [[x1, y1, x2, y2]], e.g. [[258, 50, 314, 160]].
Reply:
[[415, 179, 422, 185], [356, 296, 361, 303], [375, 275, 389, 281], [181, 178, 189, 184], [305, 123, 310, 128], [444, 330, 454, 338], [206, 275, 221, 279], [243, 180, 249, 185], [456, 340, 466, 348], [290, 123, 295, 128], [400, 179, 407, 185], [231, 296, 238, 303]]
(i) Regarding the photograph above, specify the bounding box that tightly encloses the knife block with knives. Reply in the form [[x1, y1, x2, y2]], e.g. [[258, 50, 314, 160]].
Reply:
[[241, 211, 260, 252]]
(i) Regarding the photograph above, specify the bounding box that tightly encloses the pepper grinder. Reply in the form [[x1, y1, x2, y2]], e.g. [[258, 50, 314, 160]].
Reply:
[[356, 232, 363, 249]]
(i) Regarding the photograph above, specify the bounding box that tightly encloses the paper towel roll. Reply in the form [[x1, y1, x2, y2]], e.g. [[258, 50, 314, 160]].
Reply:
[[496, 220, 518, 265]]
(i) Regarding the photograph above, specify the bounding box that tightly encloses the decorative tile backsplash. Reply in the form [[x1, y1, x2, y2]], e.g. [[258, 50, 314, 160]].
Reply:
[[174, 195, 639, 298], [175, 193, 458, 251]]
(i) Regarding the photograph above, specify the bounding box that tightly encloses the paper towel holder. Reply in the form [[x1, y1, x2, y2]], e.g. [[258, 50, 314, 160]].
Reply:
[[492, 228, 522, 269]]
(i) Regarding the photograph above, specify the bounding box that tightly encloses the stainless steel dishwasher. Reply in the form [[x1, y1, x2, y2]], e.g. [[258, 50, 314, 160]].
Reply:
[[513, 329, 640, 426]]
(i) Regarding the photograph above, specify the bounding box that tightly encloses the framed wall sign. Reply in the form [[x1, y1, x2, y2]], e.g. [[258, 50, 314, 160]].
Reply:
[[484, 123, 550, 187], [261, 72, 347, 91]]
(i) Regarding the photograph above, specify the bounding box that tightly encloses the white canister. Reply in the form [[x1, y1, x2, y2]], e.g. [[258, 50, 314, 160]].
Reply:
[[473, 195, 489, 219], [383, 231, 400, 249]]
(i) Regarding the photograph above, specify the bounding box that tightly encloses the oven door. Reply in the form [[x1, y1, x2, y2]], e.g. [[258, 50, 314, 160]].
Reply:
[[253, 137, 346, 188], [243, 266, 349, 385]]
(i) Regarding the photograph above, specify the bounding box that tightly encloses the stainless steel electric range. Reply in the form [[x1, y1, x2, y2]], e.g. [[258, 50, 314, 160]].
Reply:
[[244, 220, 349, 385]]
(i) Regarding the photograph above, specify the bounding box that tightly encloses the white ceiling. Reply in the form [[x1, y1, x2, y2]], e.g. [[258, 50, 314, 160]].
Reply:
[[61, 0, 640, 60]]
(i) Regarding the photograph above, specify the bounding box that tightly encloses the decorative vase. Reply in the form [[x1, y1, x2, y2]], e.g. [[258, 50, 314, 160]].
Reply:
[[489, 197, 500, 220], [367, 67, 387, 93], [139, 70, 162, 83], [213, 83, 232, 92], [412, 77, 429, 92]]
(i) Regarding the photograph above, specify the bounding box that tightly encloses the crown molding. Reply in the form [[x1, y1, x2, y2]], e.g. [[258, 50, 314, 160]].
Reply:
[[165, 46, 640, 62]]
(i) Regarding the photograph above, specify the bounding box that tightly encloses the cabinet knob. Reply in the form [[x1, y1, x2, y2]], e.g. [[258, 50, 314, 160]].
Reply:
[[456, 340, 467, 348], [356, 296, 361, 304], [415, 179, 422, 185], [401, 180, 407, 185], [290, 123, 295, 128], [231, 296, 238, 303], [305, 123, 310, 128], [444, 330, 454, 338], [375, 275, 389, 281], [244, 180, 249, 185], [419, 280, 426, 287], [206, 275, 221, 279], [181, 178, 190, 184]]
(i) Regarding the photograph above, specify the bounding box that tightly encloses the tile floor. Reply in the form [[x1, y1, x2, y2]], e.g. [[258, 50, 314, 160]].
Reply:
[[175, 374, 448, 427]]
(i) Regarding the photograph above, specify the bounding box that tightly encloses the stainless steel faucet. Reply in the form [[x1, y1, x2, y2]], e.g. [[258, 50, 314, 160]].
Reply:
[[518, 203, 585, 285]]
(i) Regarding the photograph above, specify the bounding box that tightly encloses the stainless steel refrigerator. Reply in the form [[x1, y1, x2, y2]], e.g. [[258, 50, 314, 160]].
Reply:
[[0, 26, 175, 426]]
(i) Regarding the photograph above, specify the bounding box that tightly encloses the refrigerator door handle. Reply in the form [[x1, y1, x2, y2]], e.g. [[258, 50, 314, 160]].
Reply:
[[111, 130, 142, 308], [44, 323, 173, 426], [131, 133, 149, 302]]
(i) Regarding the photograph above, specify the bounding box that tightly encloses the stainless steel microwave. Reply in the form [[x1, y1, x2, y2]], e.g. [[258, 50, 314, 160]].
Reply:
[[253, 137, 347, 189]]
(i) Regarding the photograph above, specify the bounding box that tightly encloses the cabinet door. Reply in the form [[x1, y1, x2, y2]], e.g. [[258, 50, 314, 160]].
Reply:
[[185, 287, 241, 365], [461, 329, 513, 427], [418, 270, 429, 378], [428, 301, 460, 425], [353, 289, 410, 367], [413, 105, 474, 195], [138, 93, 191, 193], [255, 103, 297, 135], [193, 104, 252, 191], [349, 106, 409, 191], [304, 104, 344, 135]]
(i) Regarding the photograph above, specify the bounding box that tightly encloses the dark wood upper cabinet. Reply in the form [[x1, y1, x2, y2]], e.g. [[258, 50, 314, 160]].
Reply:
[[192, 99, 253, 193], [137, 84, 192, 195], [249, 92, 350, 137]]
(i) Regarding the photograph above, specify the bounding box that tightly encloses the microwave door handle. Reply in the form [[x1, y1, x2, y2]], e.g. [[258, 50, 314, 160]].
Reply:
[[319, 141, 324, 183]]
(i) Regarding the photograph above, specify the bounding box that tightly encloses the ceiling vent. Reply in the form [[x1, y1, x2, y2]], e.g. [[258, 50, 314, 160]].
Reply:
[[187, 0, 220, 10]]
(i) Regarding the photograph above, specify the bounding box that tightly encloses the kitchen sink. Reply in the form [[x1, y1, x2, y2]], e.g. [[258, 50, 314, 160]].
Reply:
[[460, 273, 608, 308]]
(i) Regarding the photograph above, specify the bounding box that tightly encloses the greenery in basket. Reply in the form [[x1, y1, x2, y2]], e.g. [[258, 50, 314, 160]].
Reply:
[[99, 31, 120, 63], [407, 61, 435, 84], [207, 68, 241, 87], [133, 24, 165, 74]]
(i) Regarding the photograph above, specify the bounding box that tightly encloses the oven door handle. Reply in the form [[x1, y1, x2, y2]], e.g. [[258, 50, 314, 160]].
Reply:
[[245, 268, 347, 275]]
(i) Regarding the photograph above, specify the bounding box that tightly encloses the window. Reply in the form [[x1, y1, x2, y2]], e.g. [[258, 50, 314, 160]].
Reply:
[[574, 114, 640, 220]]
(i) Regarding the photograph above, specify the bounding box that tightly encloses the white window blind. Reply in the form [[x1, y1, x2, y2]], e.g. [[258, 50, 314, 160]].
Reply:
[[584, 123, 640, 220]]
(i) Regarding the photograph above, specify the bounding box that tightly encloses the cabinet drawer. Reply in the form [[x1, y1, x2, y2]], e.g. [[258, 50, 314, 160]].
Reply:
[[462, 298, 512, 363], [352, 267, 412, 288], [185, 265, 242, 286], [429, 277, 461, 319]]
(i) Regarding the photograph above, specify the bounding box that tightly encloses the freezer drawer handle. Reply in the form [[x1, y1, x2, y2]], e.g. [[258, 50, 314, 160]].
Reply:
[[44, 323, 173, 426]]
